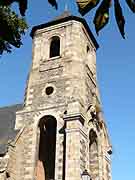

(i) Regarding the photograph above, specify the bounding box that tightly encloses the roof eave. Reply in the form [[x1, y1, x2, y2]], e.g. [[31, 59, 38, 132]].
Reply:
[[30, 16, 99, 50]]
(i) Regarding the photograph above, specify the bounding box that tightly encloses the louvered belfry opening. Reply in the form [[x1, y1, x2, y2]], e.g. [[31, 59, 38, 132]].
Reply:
[[50, 36, 60, 58], [37, 115, 57, 180]]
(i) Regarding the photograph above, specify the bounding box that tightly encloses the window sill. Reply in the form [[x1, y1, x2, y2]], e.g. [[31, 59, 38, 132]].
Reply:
[[48, 55, 61, 61]]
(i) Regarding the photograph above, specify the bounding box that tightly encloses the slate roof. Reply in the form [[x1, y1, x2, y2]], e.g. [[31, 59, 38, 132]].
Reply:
[[30, 11, 99, 49], [0, 104, 23, 155]]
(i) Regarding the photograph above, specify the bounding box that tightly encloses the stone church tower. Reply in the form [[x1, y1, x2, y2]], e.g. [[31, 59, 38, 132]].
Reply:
[[0, 12, 112, 180]]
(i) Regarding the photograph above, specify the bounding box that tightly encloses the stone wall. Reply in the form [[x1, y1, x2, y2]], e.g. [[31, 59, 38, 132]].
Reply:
[[4, 18, 112, 180]]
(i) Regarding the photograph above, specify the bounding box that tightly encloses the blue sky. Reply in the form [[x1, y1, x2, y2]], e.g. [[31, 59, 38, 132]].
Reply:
[[0, 0, 135, 179]]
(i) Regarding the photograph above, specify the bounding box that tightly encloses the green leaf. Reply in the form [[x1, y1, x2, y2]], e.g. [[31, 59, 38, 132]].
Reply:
[[18, 0, 28, 16], [114, 0, 125, 39], [125, 0, 135, 13], [48, 0, 58, 9], [93, 0, 111, 35], [77, 0, 101, 16]]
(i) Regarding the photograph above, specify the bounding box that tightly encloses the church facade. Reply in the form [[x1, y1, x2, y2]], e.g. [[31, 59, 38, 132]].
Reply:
[[0, 12, 112, 180]]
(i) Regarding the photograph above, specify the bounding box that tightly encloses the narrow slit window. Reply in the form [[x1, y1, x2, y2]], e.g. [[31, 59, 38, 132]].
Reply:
[[50, 36, 60, 58], [87, 46, 90, 53]]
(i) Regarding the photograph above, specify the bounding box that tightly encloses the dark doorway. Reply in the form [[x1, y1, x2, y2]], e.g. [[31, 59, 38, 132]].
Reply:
[[37, 115, 57, 180]]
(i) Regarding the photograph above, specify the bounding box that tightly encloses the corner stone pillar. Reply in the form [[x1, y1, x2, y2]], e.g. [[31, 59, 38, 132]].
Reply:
[[64, 115, 86, 180]]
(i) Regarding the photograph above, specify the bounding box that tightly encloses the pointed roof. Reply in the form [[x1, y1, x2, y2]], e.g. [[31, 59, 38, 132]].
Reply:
[[54, 10, 71, 20], [30, 11, 99, 49]]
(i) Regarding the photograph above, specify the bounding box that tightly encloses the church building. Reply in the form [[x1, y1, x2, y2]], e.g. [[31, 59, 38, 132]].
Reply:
[[0, 11, 112, 180]]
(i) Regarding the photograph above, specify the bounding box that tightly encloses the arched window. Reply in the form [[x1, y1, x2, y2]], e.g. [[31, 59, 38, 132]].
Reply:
[[36, 115, 57, 180], [50, 36, 60, 58], [89, 129, 99, 179]]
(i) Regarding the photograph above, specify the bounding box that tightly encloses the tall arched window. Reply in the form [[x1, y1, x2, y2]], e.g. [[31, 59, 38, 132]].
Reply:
[[89, 129, 99, 179], [36, 115, 57, 180], [50, 36, 60, 58]]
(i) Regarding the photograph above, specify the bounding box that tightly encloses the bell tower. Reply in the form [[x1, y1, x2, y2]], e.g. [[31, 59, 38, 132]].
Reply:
[[8, 11, 112, 180]]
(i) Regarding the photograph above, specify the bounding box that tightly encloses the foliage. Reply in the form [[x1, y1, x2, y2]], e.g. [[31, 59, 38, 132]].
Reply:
[[0, 0, 27, 16], [0, 0, 135, 55], [0, 2, 27, 55]]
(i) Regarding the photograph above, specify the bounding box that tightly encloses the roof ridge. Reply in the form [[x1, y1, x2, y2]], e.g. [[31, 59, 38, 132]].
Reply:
[[0, 103, 23, 110]]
